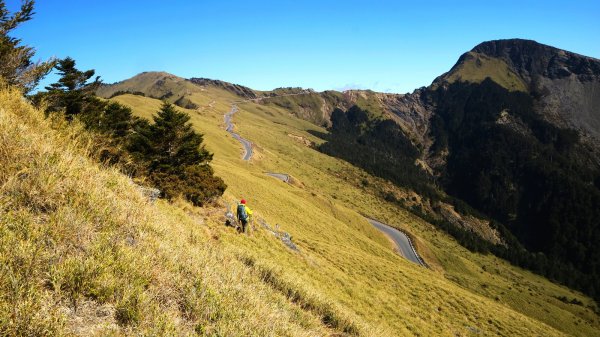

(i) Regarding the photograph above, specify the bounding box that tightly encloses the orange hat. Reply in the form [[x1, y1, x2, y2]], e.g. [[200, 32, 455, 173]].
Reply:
[[240, 199, 246, 204]]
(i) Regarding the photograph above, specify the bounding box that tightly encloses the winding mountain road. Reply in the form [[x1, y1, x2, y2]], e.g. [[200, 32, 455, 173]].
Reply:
[[266, 172, 290, 183], [224, 92, 314, 161], [224, 105, 253, 160], [366, 218, 426, 266]]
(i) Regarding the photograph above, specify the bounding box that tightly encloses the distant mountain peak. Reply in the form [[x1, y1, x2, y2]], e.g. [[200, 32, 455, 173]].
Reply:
[[434, 38, 600, 95], [471, 38, 558, 55], [471, 38, 600, 81]]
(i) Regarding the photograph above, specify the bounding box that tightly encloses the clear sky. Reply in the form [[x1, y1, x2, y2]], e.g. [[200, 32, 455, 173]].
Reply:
[[10, 0, 600, 93]]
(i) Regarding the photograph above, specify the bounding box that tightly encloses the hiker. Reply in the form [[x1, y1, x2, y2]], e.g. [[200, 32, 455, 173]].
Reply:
[[236, 199, 253, 233]]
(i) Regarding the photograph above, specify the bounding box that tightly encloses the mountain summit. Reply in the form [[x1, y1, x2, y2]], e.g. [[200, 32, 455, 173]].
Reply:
[[471, 39, 600, 82], [434, 39, 600, 142]]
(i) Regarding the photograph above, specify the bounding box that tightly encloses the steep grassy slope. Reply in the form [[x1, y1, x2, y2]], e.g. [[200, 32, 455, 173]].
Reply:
[[110, 87, 600, 336], [435, 51, 528, 92], [0, 86, 370, 336]]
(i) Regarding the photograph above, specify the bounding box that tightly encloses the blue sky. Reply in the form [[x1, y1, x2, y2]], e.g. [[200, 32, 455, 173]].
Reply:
[[10, 0, 600, 93]]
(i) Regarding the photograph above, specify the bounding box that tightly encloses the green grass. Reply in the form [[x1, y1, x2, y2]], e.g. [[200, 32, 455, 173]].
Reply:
[[261, 93, 330, 126], [111, 85, 600, 336]]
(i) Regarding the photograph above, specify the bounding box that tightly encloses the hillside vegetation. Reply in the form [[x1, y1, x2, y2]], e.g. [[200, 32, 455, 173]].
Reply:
[[3, 2, 598, 333]]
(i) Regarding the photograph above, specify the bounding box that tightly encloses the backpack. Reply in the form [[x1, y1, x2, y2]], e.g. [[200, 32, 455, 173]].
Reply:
[[237, 204, 248, 221]]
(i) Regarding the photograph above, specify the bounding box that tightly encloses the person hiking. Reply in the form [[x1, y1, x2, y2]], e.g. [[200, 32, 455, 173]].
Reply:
[[236, 199, 253, 233]]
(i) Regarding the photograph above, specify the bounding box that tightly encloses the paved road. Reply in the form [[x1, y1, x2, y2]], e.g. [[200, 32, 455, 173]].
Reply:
[[366, 218, 425, 266], [225, 92, 316, 160], [265, 172, 290, 183], [224, 105, 253, 161]]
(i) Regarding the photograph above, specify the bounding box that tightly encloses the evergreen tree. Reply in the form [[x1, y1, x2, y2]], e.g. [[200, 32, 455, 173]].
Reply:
[[42, 57, 101, 119], [143, 103, 211, 170], [0, 0, 54, 92], [99, 102, 135, 138], [129, 102, 225, 205]]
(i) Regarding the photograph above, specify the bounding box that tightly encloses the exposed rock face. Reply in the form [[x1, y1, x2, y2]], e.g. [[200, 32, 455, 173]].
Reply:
[[535, 74, 600, 146], [436, 203, 504, 246], [377, 89, 433, 148]]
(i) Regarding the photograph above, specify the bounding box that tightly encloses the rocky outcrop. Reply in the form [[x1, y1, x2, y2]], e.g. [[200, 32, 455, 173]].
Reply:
[[436, 203, 504, 246], [377, 89, 433, 148]]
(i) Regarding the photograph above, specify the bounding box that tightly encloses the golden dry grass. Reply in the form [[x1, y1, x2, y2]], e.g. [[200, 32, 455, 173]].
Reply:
[[0, 85, 375, 336]]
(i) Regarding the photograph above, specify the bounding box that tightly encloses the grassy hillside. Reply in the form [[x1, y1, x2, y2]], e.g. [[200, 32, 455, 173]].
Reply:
[[0, 85, 374, 336], [110, 86, 600, 336]]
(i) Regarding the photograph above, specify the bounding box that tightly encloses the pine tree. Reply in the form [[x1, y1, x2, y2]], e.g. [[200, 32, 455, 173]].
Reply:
[[100, 102, 135, 138], [42, 57, 101, 118], [129, 102, 225, 205], [0, 0, 54, 92], [135, 102, 212, 171]]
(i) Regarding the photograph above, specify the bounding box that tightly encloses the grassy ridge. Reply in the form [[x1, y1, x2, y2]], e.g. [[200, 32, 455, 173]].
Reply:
[[112, 89, 599, 336]]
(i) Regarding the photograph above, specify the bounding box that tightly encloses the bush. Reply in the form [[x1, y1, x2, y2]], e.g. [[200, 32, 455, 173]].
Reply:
[[150, 165, 226, 206]]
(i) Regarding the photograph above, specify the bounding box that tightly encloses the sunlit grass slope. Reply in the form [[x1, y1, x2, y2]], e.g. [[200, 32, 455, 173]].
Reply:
[[112, 84, 600, 336], [439, 51, 528, 92], [0, 85, 370, 336]]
